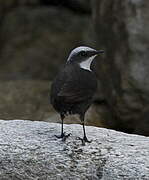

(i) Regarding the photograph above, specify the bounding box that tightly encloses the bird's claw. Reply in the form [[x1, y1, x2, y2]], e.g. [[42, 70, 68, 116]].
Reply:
[[77, 136, 92, 145], [55, 132, 71, 141]]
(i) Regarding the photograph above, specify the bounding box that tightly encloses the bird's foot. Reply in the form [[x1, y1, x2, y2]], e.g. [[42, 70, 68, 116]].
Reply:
[[55, 132, 71, 141], [77, 136, 92, 146]]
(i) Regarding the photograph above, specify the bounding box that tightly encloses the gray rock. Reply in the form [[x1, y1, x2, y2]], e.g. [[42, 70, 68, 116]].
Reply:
[[0, 120, 148, 179], [0, 80, 104, 126], [0, 6, 89, 80], [0, 80, 52, 120], [92, 0, 149, 135], [0, 6, 91, 121]]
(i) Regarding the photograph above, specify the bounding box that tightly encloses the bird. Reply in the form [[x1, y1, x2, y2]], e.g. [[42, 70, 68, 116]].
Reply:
[[50, 46, 104, 143]]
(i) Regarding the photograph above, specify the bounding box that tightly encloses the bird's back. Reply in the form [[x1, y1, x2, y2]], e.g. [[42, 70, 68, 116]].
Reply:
[[50, 63, 97, 115]]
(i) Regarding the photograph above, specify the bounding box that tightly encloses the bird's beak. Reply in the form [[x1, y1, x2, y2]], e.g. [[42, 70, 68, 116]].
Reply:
[[96, 50, 104, 54], [89, 49, 104, 57]]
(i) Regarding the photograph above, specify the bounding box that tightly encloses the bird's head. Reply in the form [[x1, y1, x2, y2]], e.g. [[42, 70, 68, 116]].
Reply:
[[67, 46, 104, 71]]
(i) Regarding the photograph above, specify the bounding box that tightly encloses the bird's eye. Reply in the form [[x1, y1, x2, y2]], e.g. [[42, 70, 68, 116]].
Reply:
[[80, 51, 86, 56]]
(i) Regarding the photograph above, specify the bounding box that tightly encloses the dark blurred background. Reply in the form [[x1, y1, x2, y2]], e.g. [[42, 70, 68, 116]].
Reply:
[[0, 0, 149, 136]]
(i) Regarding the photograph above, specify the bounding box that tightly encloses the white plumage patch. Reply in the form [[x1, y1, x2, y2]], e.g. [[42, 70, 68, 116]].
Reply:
[[79, 55, 96, 71], [67, 46, 96, 62]]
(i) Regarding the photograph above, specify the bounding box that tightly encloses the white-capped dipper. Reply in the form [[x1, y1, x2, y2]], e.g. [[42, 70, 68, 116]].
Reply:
[[50, 46, 104, 144]]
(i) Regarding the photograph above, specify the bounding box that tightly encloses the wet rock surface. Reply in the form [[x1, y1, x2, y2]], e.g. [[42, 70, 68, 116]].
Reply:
[[0, 120, 148, 179]]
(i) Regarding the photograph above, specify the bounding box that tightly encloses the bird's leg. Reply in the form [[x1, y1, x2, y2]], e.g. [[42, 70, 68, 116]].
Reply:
[[55, 114, 71, 141], [77, 114, 91, 145]]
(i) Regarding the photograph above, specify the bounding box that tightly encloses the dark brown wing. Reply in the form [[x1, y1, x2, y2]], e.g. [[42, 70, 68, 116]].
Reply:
[[57, 64, 97, 103]]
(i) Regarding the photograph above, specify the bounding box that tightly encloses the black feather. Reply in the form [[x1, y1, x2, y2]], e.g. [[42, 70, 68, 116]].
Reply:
[[50, 63, 97, 115]]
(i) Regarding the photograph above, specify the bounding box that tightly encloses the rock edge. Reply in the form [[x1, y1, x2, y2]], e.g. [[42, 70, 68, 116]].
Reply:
[[0, 120, 148, 180]]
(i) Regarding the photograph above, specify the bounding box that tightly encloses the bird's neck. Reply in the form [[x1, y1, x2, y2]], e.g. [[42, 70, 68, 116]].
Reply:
[[79, 56, 96, 71]]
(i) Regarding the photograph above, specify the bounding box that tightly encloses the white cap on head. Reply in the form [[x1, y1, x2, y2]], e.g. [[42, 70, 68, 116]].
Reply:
[[67, 46, 97, 62], [66, 46, 98, 71]]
